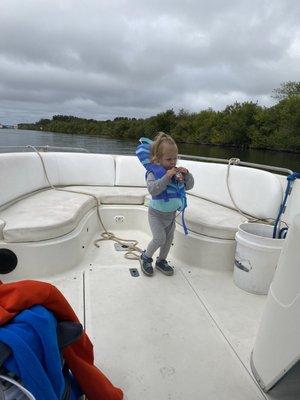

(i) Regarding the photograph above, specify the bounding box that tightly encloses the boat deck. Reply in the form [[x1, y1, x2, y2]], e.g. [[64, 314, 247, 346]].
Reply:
[[48, 229, 299, 400]]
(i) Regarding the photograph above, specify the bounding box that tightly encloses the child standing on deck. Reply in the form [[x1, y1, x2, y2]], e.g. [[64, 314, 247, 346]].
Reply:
[[138, 132, 194, 277]]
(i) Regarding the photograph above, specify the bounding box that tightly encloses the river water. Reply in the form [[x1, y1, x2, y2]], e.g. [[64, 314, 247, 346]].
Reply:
[[0, 128, 299, 172]]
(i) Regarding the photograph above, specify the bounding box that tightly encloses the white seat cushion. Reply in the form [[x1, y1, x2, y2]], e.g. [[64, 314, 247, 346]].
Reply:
[[178, 160, 283, 220], [177, 195, 247, 239], [0, 189, 95, 242], [43, 153, 115, 186], [0, 153, 49, 207], [145, 193, 245, 239], [64, 186, 147, 205], [115, 155, 146, 187]]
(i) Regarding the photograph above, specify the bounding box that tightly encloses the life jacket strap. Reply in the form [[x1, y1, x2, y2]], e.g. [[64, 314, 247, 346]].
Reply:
[[181, 208, 188, 235]]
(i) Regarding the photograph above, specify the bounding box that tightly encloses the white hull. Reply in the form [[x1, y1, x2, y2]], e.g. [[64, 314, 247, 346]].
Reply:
[[0, 150, 299, 399]]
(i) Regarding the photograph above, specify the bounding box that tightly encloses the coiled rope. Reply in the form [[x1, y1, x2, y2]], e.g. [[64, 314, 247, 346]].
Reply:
[[28, 146, 142, 260]]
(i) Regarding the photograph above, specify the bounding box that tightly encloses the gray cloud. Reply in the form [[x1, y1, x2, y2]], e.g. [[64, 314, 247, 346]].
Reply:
[[0, 0, 299, 124]]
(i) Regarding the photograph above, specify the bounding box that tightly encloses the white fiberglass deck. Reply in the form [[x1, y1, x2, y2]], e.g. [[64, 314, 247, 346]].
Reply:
[[47, 229, 300, 400]]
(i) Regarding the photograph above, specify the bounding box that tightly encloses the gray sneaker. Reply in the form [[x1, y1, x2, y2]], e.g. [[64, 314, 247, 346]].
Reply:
[[155, 259, 174, 276], [139, 251, 154, 276]]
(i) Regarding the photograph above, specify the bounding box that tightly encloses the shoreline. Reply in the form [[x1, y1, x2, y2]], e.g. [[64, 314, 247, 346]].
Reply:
[[16, 128, 300, 155]]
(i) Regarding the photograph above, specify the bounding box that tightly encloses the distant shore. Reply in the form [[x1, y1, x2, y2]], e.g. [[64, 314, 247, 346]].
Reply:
[[18, 125, 300, 154], [2, 127, 300, 171]]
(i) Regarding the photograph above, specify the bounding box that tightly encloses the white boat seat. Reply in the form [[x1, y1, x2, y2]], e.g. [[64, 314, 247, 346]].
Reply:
[[179, 160, 283, 220], [145, 193, 246, 240], [180, 195, 247, 239], [0, 152, 285, 245], [63, 186, 148, 205], [0, 189, 95, 243]]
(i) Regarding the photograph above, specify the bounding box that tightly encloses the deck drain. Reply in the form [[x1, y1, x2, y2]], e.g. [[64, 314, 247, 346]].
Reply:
[[114, 243, 130, 252], [129, 268, 140, 277]]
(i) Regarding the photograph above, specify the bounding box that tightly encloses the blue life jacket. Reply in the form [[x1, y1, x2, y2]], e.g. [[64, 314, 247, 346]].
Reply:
[[136, 137, 188, 234], [136, 137, 153, 170]]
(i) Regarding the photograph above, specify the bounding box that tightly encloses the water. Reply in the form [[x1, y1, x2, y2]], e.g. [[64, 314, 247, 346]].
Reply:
[[0, 128, 299, 172], [0, 129, 135, 155], [179, 143, 300, 173]]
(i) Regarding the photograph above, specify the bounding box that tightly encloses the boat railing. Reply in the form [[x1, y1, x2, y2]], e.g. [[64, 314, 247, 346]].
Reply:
[[178, 154, 293, 176], [0, 145, 89, 153]]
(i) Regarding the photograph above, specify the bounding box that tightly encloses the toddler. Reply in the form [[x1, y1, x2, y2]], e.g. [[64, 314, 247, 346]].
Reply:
[[138, 132, 194, 276]]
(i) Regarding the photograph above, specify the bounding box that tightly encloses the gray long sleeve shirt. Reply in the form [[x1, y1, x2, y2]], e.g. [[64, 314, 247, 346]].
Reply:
[[146, 171, 194, 196]]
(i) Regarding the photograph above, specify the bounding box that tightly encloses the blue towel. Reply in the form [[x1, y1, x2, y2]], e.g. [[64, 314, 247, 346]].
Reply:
[[0, 305, 65, 400]]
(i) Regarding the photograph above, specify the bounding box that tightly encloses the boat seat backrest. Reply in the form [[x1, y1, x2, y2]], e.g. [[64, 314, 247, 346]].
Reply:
[[115, 155, 146, 187], [41, 152, 115, 186], [0, 152, 115, 207], [0, 152, 284, 220], [0, 153, 49, 207], [179, 160, 283, 219]]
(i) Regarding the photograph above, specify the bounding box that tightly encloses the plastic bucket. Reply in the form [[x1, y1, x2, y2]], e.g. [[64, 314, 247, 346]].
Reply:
[[233, 223, 285, 295]]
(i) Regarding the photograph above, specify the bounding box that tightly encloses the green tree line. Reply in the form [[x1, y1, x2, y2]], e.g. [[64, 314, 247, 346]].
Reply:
[[19, 82, 300, 152]]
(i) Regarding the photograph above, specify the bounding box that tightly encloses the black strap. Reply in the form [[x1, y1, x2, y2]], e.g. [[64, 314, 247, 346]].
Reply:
[[57, 321, 83, 349]]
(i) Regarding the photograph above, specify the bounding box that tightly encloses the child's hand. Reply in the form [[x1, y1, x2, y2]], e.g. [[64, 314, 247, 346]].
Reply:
[[166, 167, 177, 178]]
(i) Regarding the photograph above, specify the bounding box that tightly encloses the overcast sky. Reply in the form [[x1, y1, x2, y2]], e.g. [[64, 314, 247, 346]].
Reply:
[[0, 0, 299, 124]]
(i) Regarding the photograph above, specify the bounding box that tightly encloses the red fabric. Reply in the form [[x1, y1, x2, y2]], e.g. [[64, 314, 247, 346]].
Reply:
[[0, 280, 123, 400]]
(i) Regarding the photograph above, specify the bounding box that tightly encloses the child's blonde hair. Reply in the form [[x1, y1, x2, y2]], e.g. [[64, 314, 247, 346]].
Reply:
[[151, 132, 178, 163]]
